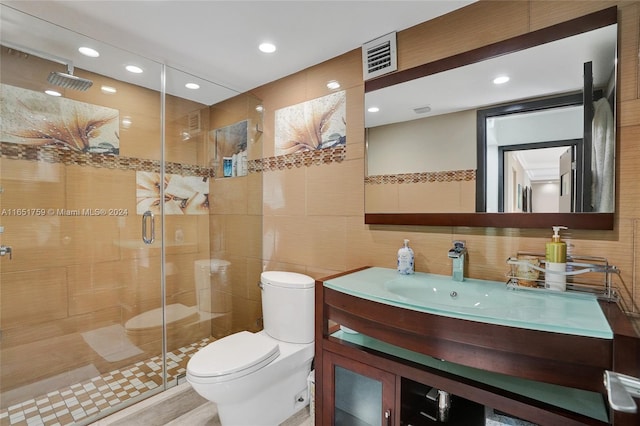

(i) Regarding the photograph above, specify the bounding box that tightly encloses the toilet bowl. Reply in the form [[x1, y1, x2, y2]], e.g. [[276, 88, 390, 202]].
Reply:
[[186, 271, 315, 426]]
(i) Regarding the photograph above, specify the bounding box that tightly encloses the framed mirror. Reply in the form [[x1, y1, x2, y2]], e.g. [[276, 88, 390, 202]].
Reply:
[[364, 7, 616, 229]]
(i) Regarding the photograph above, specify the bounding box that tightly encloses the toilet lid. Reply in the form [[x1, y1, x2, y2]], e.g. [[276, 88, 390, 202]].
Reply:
[[187, 331, 279, 379]]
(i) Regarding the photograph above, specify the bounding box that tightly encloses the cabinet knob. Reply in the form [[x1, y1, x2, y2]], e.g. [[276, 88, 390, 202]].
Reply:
[[384, 408, 391, 425]]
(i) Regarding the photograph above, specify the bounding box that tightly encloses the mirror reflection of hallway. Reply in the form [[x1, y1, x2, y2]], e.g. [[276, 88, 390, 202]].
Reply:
[[502, 146, 576, 213]]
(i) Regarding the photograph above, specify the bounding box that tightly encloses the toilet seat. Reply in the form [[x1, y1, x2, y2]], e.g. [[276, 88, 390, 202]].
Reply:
[[187, 331, 279, 383]]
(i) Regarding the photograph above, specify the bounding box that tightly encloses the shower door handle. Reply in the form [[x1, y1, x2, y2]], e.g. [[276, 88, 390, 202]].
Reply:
[[142, 210, 155, 244]]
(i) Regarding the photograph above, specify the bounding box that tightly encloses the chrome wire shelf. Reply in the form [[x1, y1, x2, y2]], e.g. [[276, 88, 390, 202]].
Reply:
[[506, 252, 620, 302]]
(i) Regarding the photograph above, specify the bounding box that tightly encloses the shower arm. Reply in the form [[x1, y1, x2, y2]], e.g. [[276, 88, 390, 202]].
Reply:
[[2, 40, 75, 74]]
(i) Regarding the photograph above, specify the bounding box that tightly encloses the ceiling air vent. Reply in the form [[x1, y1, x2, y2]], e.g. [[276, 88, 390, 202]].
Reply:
[[362, 32, 397, 81]]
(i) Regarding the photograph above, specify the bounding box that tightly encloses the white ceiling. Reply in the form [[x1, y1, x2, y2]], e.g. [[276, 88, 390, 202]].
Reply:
[[0, 0, 474, 105]]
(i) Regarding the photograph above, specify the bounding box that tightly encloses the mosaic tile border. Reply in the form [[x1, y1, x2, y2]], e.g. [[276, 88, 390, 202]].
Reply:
[[0, 337, 211, 426], [0, 143, 347, 177], [251, 146, 346, 173], [0, 143, 213, 178], [365, 169, 476, 185]]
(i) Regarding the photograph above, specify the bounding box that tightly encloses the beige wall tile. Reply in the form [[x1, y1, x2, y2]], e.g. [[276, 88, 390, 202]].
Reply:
[[67, 261, 126, 316], [398, 182, 464, 213], [307, 159, 364, 216], [66, 166, 135, 211], [619, 2, 640, 102], [263, 167, 306, 216], [165, 99, 209, 165], [246, 257, 264, 302], [346, 87, 366, 159], [230, 295, 261, 333], [0, 215, 67, 272], [211, 175, 248, 214], [64, 216, 121, 264], [165, 253, 210, 303], [460, 181, 476, 212], [209, 214, 225, 253], [306, 49, 362, 97], [247, 172, 264, 216], [620, 98, 640, 127], [0, 160, 68, 268], [529, 1, 617, 30], [107, 83, 162, 161], [164, 215, 202, 252], [225, 255, 249, 299], [398, 1, 529, 71], [365, 184, 399, 213], [220, 214, 261, 258], [617, 125, 640, 218], [118, 256, 164, 319], [268, 215, 348, 271], [1, 268, 68, 329]]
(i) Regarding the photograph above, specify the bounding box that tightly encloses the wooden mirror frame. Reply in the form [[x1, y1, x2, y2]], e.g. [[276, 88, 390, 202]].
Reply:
[[364, 6, 616, 230]]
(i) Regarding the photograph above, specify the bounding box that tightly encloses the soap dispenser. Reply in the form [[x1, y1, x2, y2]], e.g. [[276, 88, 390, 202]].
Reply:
[[545, 226, 568, 291], [397, 239, 415, 275]]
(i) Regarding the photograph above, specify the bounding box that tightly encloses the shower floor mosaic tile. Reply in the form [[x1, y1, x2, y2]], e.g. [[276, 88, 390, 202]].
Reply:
[[0, 337, 212, 426]]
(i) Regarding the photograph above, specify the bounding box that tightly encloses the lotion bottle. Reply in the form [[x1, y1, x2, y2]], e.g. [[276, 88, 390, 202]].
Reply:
[[545, 226, 568, 291], [397, 239, 415, 275]]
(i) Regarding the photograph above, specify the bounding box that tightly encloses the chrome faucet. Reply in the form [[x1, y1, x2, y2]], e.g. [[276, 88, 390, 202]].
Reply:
[[448, 241, 466, 281]]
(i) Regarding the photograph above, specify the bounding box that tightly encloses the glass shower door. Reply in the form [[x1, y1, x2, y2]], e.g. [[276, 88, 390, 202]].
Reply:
[[0, 5, 167, 424]]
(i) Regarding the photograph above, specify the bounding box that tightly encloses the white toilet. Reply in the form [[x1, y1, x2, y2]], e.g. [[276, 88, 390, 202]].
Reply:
[[186, 271, 315, 426]]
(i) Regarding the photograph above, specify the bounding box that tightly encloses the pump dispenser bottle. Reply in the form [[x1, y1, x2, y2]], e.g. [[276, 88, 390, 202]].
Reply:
[[545, 226, 568, 291], [397, 239, 415, 275]]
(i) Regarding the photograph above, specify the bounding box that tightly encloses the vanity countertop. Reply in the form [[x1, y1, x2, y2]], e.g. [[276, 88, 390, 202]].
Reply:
[[324, 267, 613, 339]]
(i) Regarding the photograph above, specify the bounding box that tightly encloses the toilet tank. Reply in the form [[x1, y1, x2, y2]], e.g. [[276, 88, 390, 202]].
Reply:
[[261, 271, 315, 344]]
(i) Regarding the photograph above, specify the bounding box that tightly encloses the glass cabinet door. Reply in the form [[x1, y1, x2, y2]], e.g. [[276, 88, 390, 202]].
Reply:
[[323, 351, 395, 426]]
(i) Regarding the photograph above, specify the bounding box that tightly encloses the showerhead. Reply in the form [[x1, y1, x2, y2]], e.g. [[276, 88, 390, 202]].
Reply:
[[47, 71, 93, 91]]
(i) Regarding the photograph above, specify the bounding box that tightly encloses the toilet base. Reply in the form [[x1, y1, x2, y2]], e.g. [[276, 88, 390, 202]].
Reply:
[[216, 361, 311, 426]]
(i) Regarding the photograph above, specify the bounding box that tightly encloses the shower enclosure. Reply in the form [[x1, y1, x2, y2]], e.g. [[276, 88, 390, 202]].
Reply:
[[0, 5, 263, 425]]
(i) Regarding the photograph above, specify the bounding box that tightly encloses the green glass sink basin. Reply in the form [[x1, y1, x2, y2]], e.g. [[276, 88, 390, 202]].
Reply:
[[324, 267, 612, 339]]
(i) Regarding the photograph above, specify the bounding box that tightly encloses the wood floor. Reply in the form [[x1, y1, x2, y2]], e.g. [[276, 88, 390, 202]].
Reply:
[[92, 381, 312, 426]]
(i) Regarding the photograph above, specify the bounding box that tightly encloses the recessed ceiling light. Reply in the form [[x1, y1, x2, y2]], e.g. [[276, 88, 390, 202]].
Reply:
[[368, 107, 380, 113], [126, 65, 143, 74], [259, 42, 276, 53], [101, 85, 117, 94], [45, 90, 61, 97], [78, 46, 99, 57], [185, 83, 200, 90], [326, 80, 341, 90], [493, 75, 510, 85], [255, 105, 264, 112]]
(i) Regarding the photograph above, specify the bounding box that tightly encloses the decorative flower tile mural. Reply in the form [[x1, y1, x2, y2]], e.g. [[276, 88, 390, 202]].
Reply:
[[0, 84, 120, 154], [274, 90, 346, 156], [136, 172, 209, 215]]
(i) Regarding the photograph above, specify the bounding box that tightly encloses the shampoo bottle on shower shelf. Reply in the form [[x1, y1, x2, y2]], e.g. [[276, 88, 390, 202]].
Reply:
[[397, 239, 415, 275], [545, 226, 568, 291]]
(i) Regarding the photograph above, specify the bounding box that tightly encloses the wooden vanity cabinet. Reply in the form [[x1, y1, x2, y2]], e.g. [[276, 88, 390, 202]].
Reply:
[[315, 268, 640, 426], [318, 335, 605, 426], [322, 350, 396, 425]]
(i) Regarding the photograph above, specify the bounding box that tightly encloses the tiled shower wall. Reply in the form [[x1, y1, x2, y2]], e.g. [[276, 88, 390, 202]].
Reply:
[[0, 50, 217, 405], [254, 1, 640, 314]]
